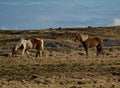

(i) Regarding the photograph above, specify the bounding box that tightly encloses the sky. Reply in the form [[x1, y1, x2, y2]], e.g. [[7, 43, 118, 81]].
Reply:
[[0, 0, 120, 30]]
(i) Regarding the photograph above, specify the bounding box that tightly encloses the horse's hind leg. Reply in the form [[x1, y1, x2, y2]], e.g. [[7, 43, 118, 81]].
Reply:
[[100, 46, 104, 55], [96, 46, 100, 56], [96, 45, 103, 56], [36, 50, 42, 58], [36, 51, 39, 57]]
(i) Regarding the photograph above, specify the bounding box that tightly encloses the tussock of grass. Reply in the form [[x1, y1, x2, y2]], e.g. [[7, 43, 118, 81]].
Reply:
[[0, 58, 120, 88]]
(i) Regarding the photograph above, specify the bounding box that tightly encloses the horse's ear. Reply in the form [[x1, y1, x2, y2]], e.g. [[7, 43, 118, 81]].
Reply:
[[81, 34, 89, 41]]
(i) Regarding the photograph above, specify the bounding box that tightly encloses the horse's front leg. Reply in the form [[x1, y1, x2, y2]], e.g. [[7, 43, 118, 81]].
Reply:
[[96, 46, 102, 56], [25, 50, 30, 58], [21, 49, 25, 58], [36, 50, 43, 59], [84, 47, 88, 56]]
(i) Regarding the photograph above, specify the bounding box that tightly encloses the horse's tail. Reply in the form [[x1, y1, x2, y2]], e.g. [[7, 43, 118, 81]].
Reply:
[[41, 39, 44, 51], [39, 39, 44, 56]]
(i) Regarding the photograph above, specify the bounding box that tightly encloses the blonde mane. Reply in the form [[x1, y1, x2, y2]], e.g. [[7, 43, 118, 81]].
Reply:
[[81, 34, 89, 41]]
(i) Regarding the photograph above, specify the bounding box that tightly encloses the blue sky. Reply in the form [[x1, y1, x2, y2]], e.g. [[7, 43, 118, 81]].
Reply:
[[0, 0, 120, 30]]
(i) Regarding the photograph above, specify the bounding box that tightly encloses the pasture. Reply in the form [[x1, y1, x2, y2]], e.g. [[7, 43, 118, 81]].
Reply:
[[0, 26, 120, 88]]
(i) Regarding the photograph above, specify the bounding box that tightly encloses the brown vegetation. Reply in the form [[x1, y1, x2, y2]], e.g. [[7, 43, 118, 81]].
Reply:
[[0, 26, 120, 88]]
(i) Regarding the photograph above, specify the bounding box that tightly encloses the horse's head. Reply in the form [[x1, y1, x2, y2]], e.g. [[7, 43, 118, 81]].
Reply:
[[11, 45, 18, 57], [11, 44, 24, 57], [74, 33, 82, 42], [11, 38, 25, 57]]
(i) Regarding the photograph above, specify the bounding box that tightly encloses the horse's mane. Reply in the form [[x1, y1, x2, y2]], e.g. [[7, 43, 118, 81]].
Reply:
[[80, 34, 89, 41]]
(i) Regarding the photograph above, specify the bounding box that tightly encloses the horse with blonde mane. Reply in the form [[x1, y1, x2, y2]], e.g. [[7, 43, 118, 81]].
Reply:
[[74, 33, 103, 56], [12, 38, 44, 58]]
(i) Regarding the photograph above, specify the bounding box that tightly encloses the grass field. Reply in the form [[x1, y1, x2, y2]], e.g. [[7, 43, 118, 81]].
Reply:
[[0, 26, 120, 88]]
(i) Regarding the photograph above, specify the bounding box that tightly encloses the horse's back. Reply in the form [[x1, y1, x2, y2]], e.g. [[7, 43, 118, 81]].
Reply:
[[93, 37, 103, 48], [35, 38, 44, 44], [94, 37, 103, 44], [85, 37, 103, 48]]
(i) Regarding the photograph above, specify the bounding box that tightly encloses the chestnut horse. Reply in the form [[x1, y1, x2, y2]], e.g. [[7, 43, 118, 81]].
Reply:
[[74, 33, 103, 56], [12, 38, 44, 58]]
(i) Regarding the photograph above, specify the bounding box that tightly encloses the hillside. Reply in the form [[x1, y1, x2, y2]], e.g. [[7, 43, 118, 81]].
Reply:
[[0, 26, 120, 88]]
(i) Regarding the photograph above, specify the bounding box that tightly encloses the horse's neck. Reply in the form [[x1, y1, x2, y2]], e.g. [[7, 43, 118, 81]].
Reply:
[[80, 38, 89, 44], [15, 40, 24, 50]]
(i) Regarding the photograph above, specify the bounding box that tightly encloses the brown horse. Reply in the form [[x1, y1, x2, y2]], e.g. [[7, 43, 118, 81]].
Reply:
[[74, 33, 103, 56], [12, 38, 44, 58]]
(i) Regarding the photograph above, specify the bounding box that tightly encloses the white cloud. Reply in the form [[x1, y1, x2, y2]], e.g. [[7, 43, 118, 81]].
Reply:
[[113, 18, 120, 26]]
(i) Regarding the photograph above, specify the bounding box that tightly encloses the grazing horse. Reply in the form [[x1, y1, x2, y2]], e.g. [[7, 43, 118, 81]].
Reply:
[[12, 38, 44, 58], [74, 33, 103, 56]]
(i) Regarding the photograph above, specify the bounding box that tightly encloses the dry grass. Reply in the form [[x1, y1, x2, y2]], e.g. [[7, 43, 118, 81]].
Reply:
[[0, 57, 120, 88], [0, 26, 120, 88]]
